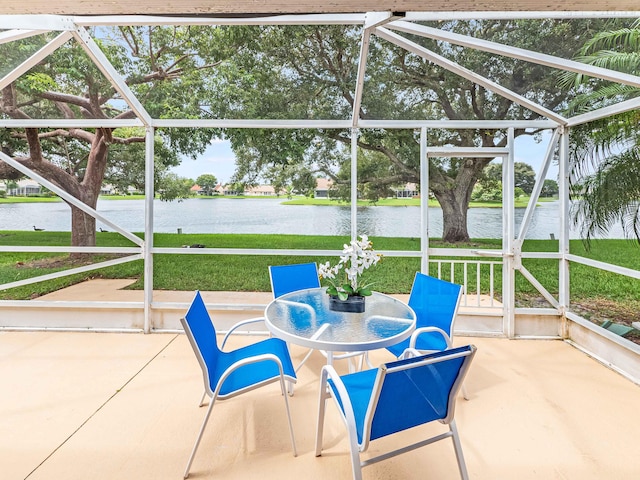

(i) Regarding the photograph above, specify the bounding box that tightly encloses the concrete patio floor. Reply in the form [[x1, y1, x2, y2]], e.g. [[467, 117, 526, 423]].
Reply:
[[2, 317, 639, 479]]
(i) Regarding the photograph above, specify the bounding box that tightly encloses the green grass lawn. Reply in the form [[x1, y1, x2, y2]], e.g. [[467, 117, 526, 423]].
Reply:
[[1, 232, 638, 326], [0, 231, 640, 342]]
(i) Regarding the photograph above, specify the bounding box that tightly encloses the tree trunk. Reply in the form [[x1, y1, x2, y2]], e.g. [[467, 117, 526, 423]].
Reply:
[[70, 204, 97, 250], [430, 156, 491, 243], [436, 190, 471, 243], [68, 128, 112, 252]]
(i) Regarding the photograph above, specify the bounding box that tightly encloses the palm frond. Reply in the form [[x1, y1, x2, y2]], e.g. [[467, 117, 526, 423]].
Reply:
[[581, 27, 640, 54], [571, 150, 640, 245], [566, 84, 640, 115]]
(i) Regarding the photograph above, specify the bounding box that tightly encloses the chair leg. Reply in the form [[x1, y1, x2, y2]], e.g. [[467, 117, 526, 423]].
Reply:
[[279, 376, 298, 457], [347, 431, 363, 480], [449, 420, 470, 480], [461, 383, 469, 401], [183, 396, 217, 479], [315, 372, 329, 456], [198, 391, 208, 407]]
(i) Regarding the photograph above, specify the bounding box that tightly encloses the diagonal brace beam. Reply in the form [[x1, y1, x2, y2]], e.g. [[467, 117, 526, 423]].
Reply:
[[374, 27, 567, 125]]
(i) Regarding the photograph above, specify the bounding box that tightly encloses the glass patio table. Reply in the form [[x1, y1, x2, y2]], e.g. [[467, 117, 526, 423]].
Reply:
[[264, 287, 416, 366]]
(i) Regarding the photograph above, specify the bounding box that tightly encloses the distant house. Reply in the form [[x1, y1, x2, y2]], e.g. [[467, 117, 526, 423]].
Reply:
[[8, 179, 42, 196], [394, 182, 419, 198], [315, 178, 333, 198], [101, 184, 116, 195], [244, 185, 280, 196], [219, 184, 241, 195], [190, 184, 203, 195]]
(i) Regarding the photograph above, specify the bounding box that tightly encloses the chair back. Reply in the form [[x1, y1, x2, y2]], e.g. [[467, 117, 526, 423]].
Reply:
[[181, 291, 221, 396], [364, 345, 475, 446], [409, 272, 462, 339], [269, 262, 320, 298]]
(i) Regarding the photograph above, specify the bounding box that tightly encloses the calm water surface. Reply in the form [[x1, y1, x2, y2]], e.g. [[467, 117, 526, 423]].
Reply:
[[0, 197, 625, 239]]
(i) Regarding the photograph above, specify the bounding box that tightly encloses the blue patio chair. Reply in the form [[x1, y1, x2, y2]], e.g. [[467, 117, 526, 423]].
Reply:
[[386, 272, 463, 359], [218, 262, 322, 352], [180, 291, 297, 479], [315, 344, 476, 480], [269, 261, 321, 298], [269, 262, 366, 374], [386, 272, 468, 399]]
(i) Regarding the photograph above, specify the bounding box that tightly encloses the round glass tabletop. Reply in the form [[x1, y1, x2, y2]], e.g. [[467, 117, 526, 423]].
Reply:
[[264, 287, 416, 352]]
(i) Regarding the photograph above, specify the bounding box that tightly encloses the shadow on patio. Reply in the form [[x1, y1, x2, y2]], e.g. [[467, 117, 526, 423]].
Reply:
[[2, 330, 639, 480]]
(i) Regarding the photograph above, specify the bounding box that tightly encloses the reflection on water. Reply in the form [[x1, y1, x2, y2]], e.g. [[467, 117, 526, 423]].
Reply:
[[0, 197, 625, 239]]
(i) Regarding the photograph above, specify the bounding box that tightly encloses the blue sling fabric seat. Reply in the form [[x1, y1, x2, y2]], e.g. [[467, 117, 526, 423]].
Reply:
[[180, 291, 297, 479], [387, 272, 463, 358], [316, 345, 476, 480]]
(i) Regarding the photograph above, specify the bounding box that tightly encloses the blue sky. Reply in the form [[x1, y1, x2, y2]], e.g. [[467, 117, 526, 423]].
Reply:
[[171, 131, 558, 184]]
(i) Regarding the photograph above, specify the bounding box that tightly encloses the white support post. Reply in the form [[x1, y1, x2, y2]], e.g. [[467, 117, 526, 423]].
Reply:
[[143, 127, 155, 333], [420, 127, 429, 274], [351, 128, 358, 240], [516, 129, 561, 243], [503, 128, 516, 338], [558, 128, 571, 328]]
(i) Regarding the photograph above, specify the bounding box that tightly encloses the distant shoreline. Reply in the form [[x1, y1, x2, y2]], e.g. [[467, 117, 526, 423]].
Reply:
[[0, 194, 552, 208]]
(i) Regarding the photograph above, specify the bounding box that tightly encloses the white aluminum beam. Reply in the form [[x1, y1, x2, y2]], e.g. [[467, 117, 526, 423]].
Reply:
[[143, 127, 154, 333], [357, 119, 557, 129], [426, 146, 509, 157], [0, 254, 141, 292], [350, 128, 358, 240], [0, 152, 144, 246], [0, 119, 144, 128], [0, 118, 558, 130], [352, 12, 405, 127], [567, 95, 640, 127], [71, 26, 153, 125], [153, 119, 558, 129], [503, 128, 516, 338], [155, 246, 418, 257], [420, 127, 429, 273], [0, 15, 75, 30], [558, 129, 571, 313], [566, 254, 640, 280], [153, 119, 353, 129], [351, 13, 382, 127], [0, 29, 47, 45], [351, 27, 370, 127], [0, 246, 140, 254], [516, 129, 561, 242], [0, 32, 72, 91], [375, 27, 568, 125], [388, 21, 640, 89]]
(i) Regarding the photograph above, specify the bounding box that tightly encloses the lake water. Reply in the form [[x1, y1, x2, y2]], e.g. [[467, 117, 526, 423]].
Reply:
[[0, 197, 626, 239]]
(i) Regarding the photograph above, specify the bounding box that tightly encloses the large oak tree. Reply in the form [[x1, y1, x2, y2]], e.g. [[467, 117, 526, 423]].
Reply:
[[217, 19, 609, 242], [0, 26, 228, 247]]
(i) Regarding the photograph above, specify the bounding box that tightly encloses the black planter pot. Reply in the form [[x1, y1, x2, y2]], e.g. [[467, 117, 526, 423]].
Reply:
[[329, 295, 366, 313]]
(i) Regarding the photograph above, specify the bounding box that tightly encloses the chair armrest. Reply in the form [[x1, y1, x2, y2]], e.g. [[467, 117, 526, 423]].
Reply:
[[409, 326, 452, 351], [215, 353, 295, 399], [399, 347, 422, 360], [220, 317, 266, 350]]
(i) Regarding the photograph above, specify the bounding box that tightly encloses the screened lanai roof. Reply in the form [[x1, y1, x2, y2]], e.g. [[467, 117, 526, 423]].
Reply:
[[3, 0, 640, 15]]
